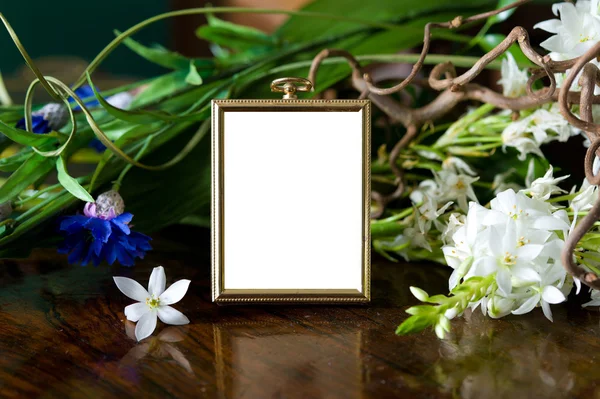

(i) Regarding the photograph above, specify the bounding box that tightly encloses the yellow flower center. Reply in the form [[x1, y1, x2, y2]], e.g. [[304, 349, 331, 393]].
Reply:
[[517, 236, 530, 247], [146, 295, 160, 309], [507, 204, 529, 220], [502, 252, 518, 266], [455, 180, 465, 190]]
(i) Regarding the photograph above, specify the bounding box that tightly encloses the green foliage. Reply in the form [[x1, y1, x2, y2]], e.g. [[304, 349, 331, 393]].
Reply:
[[0, 0, 514, 257], [56, 156, 94, 203], [276, 0, 493, 42], [397, 275, 496, 338], [0, 120, 57, 147], [0, 153, 54, 204]]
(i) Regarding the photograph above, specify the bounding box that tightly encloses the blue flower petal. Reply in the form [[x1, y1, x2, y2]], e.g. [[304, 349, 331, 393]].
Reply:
[[67, 239, 87, 264], [102, 239, 118, 265], [58, 211, 151, 267], [16, 115, 51, 134], [84, 218, 112, 243], [90, 238, 104, 256], [115, 243, 135, 267], [60, 215, 89, 233], [70, 85, 101, 110], [111, 213, 133, 234]]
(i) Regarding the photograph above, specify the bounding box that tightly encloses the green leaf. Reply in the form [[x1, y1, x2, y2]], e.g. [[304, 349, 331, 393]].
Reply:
[[0, 119, 56, 147], [185, 61, 203, 86], [0, 153, 54, 204], [196, 13, 275, 52], [129, 70, 190, 108], [479, 34, 533, 67], [119, 30, 190, 70], [276, 0, 494, 43], [396, 315, 435, 335], [488, 0, 518, 25], [87, 73, 211, 124], [56, 156, 94, 203], [0, 150, 31, 172], [118, 30, 215, 71], [405, 305, 435, 316]]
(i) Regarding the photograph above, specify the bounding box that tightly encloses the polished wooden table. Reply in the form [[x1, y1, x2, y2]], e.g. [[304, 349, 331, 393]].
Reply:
[[1, 227, 600, 398]]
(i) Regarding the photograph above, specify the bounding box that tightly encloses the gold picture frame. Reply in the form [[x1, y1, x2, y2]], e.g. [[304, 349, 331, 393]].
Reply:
[[211, 98, 371, 304]]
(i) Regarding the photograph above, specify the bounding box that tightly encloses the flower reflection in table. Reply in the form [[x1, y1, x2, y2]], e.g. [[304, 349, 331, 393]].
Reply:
[[120, 321, 193, 375]]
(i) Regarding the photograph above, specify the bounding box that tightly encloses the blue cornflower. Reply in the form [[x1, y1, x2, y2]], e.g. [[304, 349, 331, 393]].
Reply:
[[16, 87, 134, 134], [70, 85, 101, 110], [16, 103, 68, 134], [58, 194, 152, 267]]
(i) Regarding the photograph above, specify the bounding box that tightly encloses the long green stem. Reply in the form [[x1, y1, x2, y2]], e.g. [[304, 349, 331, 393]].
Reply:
[[113, 135, 154, 192], [373, 206, 414, 224], [13, 181, 79, 207], [0, 70, 12, 106]]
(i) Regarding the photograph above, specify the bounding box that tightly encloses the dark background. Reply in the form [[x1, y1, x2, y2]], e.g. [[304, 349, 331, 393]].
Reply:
[[0, 0, 310, 98]]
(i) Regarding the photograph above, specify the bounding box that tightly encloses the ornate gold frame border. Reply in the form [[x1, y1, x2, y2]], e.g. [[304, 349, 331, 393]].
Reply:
[[211, 99, 371, 304]]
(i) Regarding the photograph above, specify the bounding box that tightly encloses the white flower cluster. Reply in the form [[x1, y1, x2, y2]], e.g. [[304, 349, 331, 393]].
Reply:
[[410, 157, 478, 212], [501, 104, 579, 161], [442, 187, 573, 321], [535, 1, 600, 60], [535, 0, 600, 95]]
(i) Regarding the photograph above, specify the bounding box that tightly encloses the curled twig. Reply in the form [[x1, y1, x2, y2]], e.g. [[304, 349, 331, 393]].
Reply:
[[363, 0, 533, 95], [561, 190, 600, 291]]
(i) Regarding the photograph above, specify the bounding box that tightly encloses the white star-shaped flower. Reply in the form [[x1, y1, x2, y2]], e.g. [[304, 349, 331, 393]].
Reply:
[[497, 53, 529, 98], [535, 1, 600, 58], [114, 266, 191, 341]]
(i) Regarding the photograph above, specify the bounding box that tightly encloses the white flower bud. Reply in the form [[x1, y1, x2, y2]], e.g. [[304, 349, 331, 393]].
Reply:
[[409, 286, 429, 302]]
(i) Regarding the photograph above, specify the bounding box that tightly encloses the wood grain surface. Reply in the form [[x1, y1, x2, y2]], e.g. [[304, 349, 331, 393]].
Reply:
[[1, 226, 600, 399]]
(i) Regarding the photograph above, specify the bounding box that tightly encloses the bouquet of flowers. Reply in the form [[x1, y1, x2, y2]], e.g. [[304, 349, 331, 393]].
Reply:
[[2, 0, 600, 337]]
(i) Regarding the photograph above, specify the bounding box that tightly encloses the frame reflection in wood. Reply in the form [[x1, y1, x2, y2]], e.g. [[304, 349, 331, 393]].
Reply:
[[212, 99, 370, 303]]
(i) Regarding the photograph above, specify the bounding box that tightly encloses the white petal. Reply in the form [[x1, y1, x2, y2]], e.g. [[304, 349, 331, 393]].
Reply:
[[532, 216, 570, 231], [473, 257, 498, 276], [558, 3, 579, 34], [148, 266, 167, 297], [159, 279, 191, 305], [574, 277, 582, 295], [124, 302, 150, 322], [496, 268, 512, 296], [512, 267, 541, 283], [512, 294, 540, 315], [542, 285, 566, 304], [533, 19, 561, 33], [114, 277, 149, 302], [516, 244, 544, 262], [157, 305, 190, 325], [449, 269, 461, 290], [541, 300, 554, 322], [135, 310, 158, 341], [539, 35, 568, 54]]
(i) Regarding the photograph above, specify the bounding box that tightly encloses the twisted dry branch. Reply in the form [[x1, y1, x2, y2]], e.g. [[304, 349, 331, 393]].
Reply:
[[308, 0, 600, 289]]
